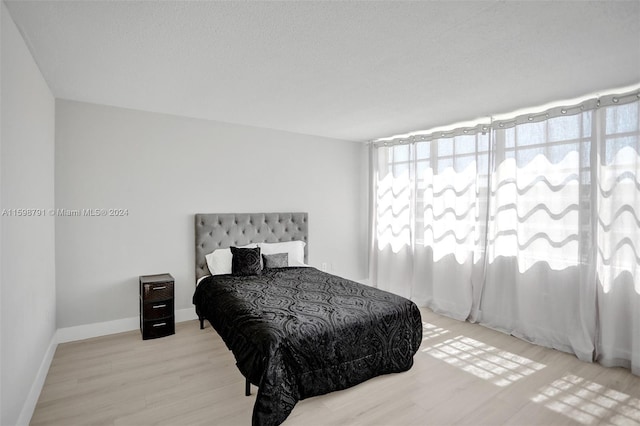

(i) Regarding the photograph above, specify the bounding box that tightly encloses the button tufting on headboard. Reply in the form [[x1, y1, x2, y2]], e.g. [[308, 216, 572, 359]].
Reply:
[[194, 212, 308, 283]]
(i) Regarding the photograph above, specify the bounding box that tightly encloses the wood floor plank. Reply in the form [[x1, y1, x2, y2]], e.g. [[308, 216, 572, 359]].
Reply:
[[31, 309, 640, 425]]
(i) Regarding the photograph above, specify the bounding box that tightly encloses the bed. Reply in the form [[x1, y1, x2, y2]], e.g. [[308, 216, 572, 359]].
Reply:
[[192, 213, 422, 426]]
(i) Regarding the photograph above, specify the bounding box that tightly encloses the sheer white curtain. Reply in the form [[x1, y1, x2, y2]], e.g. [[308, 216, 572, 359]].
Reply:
[[369, 127, 489, 320], [369, 90, 640, 373], [594, 101, 640, 374], [480, 107, 596, 361]]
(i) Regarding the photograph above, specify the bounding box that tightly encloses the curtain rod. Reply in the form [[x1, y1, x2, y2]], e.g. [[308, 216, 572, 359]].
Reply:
[[371, 87, 640, 148]]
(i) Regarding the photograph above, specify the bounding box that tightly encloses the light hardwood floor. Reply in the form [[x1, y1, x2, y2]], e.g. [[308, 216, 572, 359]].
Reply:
[[31, 308, 640, 426]]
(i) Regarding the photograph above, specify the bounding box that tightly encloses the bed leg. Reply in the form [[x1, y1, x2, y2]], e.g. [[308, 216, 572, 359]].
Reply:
[[199, 318, 204, 329], [245, 378, 251, 396]]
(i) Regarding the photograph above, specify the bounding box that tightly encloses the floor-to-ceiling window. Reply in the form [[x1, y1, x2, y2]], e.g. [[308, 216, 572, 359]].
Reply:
[[370, 89, 640, 374]]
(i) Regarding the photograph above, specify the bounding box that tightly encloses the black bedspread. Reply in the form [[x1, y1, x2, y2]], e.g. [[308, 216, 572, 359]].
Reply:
[[192, 267, 422, 426]]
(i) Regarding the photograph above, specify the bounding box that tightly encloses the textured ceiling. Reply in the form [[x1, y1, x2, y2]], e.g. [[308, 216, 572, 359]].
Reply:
[[4, 0, 640, 142]]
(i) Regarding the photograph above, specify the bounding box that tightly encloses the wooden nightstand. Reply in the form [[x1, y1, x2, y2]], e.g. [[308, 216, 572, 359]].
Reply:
[[139, 273, 175, 340]]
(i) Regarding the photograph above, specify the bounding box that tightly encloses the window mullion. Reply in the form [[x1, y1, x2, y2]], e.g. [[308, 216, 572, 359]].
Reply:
[[409, 143, 417, 255]]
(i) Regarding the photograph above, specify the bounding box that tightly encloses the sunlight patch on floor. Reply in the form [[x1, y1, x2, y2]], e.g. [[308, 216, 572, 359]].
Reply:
[[422, 335, 545, 386], [531, 374, 640, 425], [422, 321, 450, 342]]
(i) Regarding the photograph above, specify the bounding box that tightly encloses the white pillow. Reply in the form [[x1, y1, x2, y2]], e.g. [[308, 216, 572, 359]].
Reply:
[[205, 243, 257, 276], [259, 241, 306, 266]]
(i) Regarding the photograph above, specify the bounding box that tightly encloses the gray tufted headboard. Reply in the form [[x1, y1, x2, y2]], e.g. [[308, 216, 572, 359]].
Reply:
[[195, 212, 308, 282]]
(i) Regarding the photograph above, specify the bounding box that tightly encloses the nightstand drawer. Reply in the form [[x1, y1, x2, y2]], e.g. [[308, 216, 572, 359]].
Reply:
[[142, 281, 174, 301], [142, 318, 175, 340], [143, 299, 174, 320]]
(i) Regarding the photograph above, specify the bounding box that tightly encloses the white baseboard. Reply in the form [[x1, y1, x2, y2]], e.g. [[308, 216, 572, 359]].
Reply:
[[16, 332, 57, 426], [56, 308, 199, 344], [56, 316, 138, 343], [175, 307, 199, 323]]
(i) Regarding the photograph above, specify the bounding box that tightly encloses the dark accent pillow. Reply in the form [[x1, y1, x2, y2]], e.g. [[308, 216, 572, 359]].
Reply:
[[262, 253, 288, 269], [231, 246, 262, 276]]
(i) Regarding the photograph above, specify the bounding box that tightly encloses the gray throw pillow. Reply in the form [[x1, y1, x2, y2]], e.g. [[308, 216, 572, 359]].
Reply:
[[262, 253, 288, 269]]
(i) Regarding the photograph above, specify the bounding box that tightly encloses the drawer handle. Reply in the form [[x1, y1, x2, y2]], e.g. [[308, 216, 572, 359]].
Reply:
[[152, 286, 167, 291], [152, 322, 167, 327], [152, 304, 167, 309]]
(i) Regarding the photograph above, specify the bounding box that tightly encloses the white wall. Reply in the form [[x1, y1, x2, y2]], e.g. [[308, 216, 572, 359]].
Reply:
[[1, 3, 57, 425], [55, 99, 368, 329]]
